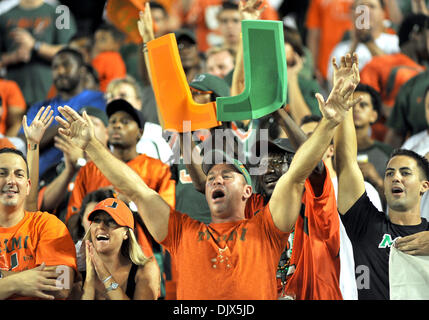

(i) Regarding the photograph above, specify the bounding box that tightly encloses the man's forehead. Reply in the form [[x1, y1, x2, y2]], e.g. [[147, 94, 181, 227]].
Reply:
[[110, 111, 134, 120], [0, 153, 27, 171], [387, 155, 417, 169], [207, 163, 237, 174]]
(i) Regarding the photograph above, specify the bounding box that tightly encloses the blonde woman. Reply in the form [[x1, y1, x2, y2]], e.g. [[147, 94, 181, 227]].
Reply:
[[78, 198, 160, 300]]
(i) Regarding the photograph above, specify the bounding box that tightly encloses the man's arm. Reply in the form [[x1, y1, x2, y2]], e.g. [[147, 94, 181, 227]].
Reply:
[[270, 69, 362, 232], [333, 55, 366, 214], [138, 2, 156, 87], [5, 107, 25, 137], [22, 106, 54, 211], [286, 53, 312, 124], [41, 134, 82, 212], [230, 0, 266, 96], [56, 107, 171, 243]]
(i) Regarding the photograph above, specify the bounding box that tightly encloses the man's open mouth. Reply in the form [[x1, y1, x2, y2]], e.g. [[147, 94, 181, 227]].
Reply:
[[212, 189, 225, 200]]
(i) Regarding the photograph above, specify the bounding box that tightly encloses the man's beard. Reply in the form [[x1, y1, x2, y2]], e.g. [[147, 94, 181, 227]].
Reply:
[[54, 76, 80, 92]]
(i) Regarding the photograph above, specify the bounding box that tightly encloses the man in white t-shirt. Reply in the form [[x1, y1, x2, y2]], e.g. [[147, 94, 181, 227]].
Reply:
[[327, 0, 399, 84], [401, 87, 429, 220]]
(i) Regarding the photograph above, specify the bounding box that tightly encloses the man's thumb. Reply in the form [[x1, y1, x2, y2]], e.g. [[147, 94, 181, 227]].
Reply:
[[35, 262, 46, 270], [315, 93, 325, 111]]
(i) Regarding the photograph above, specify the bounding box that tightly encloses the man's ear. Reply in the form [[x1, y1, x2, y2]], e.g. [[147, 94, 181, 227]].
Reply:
[[420, 180, 429, 196], [243, 184, 252, 200]]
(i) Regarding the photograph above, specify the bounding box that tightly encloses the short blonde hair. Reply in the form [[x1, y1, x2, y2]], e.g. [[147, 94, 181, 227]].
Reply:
[[105, 75, 143, 102], [205, 46, 236, 63]]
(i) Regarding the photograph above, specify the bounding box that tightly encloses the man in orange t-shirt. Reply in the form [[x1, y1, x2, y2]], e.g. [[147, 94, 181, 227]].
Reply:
[[0, 79, 26, 136], [245, 139, 342, 300], [306, 0, 353, 81], [66, 99, 175, 222], [359, 13, 429, 140], [0, 148, 76, 300], [55, 67, 357, 299]]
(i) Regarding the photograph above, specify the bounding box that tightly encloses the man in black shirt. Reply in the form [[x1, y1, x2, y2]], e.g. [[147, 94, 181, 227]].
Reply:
[[333, 54, 429, 299]]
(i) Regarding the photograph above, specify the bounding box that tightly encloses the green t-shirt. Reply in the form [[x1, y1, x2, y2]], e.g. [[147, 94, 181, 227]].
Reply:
[[0, 3, 76, 105], [386, 71, 429, 137]]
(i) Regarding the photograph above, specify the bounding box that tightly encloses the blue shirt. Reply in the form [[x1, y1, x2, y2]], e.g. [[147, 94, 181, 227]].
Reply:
[[20, 90, 106, 177]]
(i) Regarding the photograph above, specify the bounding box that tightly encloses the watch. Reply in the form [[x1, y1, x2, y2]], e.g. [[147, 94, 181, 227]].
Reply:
[[106, 281, 119, 292], [76, 157, 87, 168]]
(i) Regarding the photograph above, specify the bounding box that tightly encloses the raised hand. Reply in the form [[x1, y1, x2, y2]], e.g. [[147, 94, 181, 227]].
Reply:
[[138, 2, 155, 43], [56, 106, 95, 151], [316, 77, 362, 126], [22, 106, 54, 146], [239, 0, 267, 20], [332, 53, 360, 98]]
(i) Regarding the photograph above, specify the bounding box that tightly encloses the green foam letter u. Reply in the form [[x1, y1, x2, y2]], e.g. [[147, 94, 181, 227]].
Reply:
[[216, 20, 287, 121]]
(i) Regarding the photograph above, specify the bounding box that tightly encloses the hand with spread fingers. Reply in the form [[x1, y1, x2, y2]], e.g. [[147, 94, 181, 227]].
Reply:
[[56, 106, 95, 151], [138, 2, 155, 43], [22, 106, 54, 147], [316, 77, 362, 127], [239, 0, 266, 21], [331, 53, 360, 97], [395, 231, 429, 256]]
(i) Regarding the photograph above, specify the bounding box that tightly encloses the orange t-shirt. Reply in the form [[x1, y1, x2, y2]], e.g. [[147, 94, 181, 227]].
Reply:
[[66, 154, 176, 223], [245, 169, 342, 300], [306, 0, 353, 79], [0, 79, 26, 134], [360, 53, 425, 108], [282, 171, 342, 300], [161, 205, 289, 300], [0, 137, 15, 149], [91, 51, 127, 92], [186, 0, 279, 52], [0, 211, 77, 299]]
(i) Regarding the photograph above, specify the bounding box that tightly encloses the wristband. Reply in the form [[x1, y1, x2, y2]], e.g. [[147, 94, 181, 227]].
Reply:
[[27, 143, 38, 151]]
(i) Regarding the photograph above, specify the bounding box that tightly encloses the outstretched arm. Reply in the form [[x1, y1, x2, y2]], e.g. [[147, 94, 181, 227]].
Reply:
[[231, 0, 266, 96], [333, 54, 366, 214], [270, 66, 361, 232], [138, 2, 156, 87], [22, 106, 54, 211], [56, 107, 170, 243]]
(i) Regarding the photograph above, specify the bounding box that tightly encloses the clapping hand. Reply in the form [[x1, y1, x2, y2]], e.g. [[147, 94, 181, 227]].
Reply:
[[56, 106, 95, 151]]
